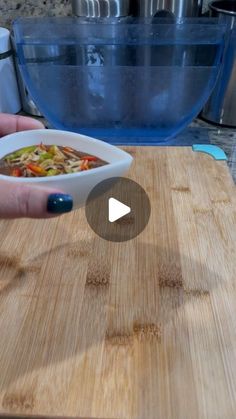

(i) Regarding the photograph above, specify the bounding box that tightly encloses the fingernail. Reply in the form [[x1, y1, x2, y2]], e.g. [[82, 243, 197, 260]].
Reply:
[[47, 194, 73, 214]]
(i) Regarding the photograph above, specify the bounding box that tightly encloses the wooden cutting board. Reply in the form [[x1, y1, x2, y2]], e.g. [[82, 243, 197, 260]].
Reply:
[[0, 146, 236, 419]]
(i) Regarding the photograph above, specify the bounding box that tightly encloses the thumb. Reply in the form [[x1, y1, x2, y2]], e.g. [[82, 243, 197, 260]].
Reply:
[[0, 180, 73, 219]]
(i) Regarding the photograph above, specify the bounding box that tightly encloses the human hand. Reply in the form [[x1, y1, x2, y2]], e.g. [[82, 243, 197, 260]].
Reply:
[[0, 114, 73, 218]]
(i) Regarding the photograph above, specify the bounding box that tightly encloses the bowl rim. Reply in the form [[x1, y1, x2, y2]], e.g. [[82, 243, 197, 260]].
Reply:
[[0, 129, 133, 183]]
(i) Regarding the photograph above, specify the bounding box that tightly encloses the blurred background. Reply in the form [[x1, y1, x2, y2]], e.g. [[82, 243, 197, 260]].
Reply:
[[0, 0, 210, 29]]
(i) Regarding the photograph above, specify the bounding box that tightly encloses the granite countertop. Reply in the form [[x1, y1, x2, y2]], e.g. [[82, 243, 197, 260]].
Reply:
[[0, 1, 72, 29], [177, 119, 236, 183]]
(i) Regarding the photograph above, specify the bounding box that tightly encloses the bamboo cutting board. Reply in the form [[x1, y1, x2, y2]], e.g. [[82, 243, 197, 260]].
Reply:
[[0, 146, 236, 419]]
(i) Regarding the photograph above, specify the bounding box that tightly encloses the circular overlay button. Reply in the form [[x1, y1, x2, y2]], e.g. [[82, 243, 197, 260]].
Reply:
[[85, 177, 151, 242]]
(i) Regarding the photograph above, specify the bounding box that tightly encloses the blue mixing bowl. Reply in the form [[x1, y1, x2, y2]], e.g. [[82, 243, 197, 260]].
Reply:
[[13, 17, 226, 145]]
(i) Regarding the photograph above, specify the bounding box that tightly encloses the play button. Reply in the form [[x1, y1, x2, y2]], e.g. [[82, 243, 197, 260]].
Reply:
[[85, 177, 151, 242], [108, 198, 131, 223]]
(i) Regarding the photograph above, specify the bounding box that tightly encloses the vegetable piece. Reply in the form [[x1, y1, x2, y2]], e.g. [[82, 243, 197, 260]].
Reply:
[[54, 155, 65, 163], [26, 164, 47, 176], [11, 167, 22, 177], [5, 146, 37, 161], [46, 169, 60, 176], [49, 145, 59, 155], [80, 160, 89, 171], [39, 152, 53, 162], [81, 156, 98, 162], [39, 143, 47, 151], [63, 146, 75, 153]]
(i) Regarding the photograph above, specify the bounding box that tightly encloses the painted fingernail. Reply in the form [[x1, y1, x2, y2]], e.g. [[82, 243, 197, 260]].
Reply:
[[47, 194, 73, 214]]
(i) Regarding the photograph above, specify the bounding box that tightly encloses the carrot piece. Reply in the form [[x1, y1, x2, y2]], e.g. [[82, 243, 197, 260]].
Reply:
[[80, 161, 89, 171], [26, 164, 47, 176], [11, 168, 22, 177], [81, 156, 98, 162], [63, 146, 75, 153]]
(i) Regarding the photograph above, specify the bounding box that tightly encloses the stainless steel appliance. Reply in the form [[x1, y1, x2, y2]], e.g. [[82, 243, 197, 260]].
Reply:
[[0, 27, 21, 114], [130, 0, 203, 17], [11, 33, 42, 116], [201, 1, 236, 126], [11, 34, 68, 117], [72, 0, 130, 17]]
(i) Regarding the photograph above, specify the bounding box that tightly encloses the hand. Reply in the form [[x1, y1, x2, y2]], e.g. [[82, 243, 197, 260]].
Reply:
[[0, 113, 73, 218]]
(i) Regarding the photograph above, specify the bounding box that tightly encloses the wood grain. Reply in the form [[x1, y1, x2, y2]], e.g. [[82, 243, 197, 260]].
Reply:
[[0, 147, 235, 419]]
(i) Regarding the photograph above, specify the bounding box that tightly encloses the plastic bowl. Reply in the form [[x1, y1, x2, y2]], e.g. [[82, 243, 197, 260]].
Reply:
[[0, 129, 133, 209], [13, 17, 226, 144]]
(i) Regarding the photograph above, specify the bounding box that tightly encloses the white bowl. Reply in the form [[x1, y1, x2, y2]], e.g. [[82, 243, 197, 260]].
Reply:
[[0, 129, 133, 209]]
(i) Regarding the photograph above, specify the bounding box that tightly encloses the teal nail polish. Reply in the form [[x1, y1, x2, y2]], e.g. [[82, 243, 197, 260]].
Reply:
[[47, 194, 73, 214]]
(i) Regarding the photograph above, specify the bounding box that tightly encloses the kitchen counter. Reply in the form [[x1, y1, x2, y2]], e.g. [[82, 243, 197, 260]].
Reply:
[[26, 113, 236, 183]]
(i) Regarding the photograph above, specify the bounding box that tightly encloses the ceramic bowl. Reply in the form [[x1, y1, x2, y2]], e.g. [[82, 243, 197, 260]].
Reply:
[[0, 129, 133, 209]]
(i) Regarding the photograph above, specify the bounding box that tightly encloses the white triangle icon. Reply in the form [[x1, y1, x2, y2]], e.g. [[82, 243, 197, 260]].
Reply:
[[108, 198, 131, 223]]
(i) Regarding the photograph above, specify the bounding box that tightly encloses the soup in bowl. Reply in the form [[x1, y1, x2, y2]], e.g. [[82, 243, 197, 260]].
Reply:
[[0, 129, 133, 209]]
